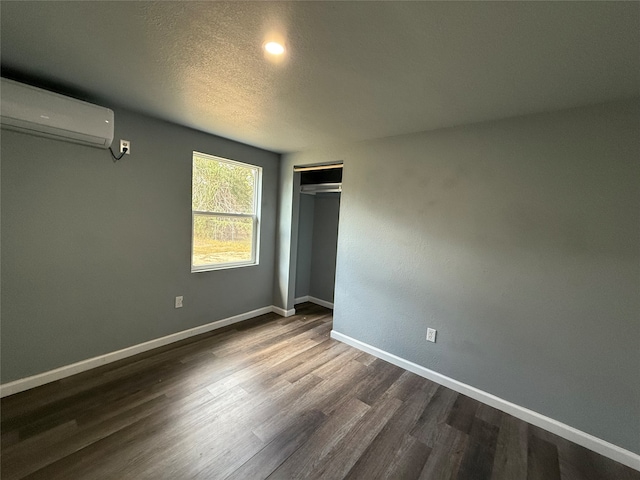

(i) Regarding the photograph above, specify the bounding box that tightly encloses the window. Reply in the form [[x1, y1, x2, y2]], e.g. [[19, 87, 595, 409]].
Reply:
[[191, 152, 261, 272]]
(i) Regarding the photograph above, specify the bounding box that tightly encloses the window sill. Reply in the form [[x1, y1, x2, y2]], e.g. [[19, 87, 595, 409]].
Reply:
[[191, 261, 259, 273]]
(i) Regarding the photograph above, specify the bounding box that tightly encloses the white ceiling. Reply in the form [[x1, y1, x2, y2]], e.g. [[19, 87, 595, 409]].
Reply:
[[2, 1, 638, 153]]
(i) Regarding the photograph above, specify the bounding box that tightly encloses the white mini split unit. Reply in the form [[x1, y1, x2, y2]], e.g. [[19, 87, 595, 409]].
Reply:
[[1, 78, 114, 148]]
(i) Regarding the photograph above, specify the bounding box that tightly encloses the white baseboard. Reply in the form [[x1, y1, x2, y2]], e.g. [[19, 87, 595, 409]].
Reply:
[[294, 295, 334, 309], [308, 296, 334, 309], [330, 330, 640, 471], [272, 306, 296, 317], [0, 305, 286, 398]]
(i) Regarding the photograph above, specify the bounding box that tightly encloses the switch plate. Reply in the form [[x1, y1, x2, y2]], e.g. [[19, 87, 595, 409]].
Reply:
[[120, 139, 131, 154], [175, 296, 183, 308], [426, 328, 437, 343]]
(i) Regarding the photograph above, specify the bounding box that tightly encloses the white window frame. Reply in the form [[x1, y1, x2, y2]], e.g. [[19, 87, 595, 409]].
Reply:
[[191, 152, 262, 273]]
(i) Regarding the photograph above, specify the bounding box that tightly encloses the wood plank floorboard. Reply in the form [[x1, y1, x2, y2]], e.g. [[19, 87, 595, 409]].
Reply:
[[1, 303, 638, 480]]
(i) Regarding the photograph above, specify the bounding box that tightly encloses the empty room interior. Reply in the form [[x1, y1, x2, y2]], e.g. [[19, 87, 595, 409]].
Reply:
[[1, 2, 639, 479]]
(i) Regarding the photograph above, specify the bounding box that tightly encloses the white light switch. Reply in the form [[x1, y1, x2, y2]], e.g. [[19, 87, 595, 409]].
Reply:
[[175, 296, 183, 308]]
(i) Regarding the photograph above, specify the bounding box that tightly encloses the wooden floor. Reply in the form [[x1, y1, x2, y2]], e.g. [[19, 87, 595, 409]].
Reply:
[[1, 303, 638, 480]]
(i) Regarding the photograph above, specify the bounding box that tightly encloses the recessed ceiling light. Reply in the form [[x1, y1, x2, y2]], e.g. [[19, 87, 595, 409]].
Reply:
[[264, 41, 285, 55]]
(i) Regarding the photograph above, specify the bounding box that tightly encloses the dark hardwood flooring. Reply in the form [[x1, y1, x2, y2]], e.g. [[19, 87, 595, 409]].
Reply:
[[1, 303, 638, 479]]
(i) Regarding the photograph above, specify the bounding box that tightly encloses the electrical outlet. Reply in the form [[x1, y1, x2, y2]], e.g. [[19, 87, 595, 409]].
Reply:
[[175, 296, 183, 308], [120, 139, 130, 154], [426, 328, 437, 343]]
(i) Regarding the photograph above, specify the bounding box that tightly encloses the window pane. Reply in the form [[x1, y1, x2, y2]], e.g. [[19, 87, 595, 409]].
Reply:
[[192, 155, 256, 214], [192, 214, 254, 266]]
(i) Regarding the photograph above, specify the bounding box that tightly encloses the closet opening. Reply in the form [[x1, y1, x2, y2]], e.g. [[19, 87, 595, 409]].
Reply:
[[293, 163, 342, 310]]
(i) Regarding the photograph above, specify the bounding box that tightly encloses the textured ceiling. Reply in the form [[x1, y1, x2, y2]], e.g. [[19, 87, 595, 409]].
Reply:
[[1, 1, 638, 153]]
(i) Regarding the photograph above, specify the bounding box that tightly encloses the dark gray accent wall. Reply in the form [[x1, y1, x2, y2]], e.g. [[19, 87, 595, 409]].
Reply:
[[282, 100, 640, 454], [1, 108, 279, 383], [309, 193, 340, 303], [295, 194, 315, 298]]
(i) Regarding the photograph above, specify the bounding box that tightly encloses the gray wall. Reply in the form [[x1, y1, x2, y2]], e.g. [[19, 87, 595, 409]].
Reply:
[[274, 161, 298, 311], [1, 108, 280, 383], [309, 193, 340, 303], [281, 100, 640, 454], [295, 194, 315, 298]]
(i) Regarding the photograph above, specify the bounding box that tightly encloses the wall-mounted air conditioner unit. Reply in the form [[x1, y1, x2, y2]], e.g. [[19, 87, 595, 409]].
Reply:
[[1, 78, 114, 148]]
